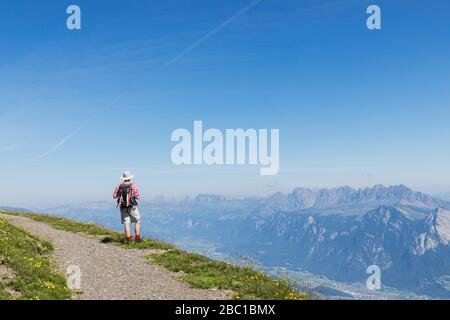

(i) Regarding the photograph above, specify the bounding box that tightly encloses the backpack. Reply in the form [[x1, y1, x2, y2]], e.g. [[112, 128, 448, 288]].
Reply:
[[117, 184, 137, 208]]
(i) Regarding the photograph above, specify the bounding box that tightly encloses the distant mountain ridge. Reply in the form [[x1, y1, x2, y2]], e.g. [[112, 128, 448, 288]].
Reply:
[[38, 185, 450, 218], [0, 206, 33, 213], [45, 201, 114, 214], [257, 184, 449, 217], [16, 184, 450, 298]]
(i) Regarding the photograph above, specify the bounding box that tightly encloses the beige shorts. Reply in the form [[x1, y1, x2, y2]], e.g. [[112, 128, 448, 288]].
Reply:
[[120, 206, 141, 224]]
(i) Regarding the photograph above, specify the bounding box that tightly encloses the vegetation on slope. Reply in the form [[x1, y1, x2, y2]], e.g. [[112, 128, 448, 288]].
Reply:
[[0, 217, 71, 300], [1, 210, 308, 300], [148, 249, 307, 300], [1, 211, 171, 250]]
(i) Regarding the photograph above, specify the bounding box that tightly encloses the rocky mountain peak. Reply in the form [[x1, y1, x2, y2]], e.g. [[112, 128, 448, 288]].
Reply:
[[358, 205, 410, 227]]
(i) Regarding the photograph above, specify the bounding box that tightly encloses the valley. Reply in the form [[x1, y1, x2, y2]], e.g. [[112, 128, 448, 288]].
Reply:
[[25, 184, 450, 299]]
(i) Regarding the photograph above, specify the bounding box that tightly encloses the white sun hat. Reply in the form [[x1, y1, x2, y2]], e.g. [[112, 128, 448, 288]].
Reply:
[[120, 171, 135, 180]]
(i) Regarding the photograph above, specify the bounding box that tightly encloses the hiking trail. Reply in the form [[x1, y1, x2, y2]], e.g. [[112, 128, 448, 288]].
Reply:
[[0, 213, 232, 300]]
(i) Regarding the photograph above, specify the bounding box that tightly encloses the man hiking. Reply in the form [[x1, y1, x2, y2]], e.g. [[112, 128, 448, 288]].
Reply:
[[113, 171, 142, 243]]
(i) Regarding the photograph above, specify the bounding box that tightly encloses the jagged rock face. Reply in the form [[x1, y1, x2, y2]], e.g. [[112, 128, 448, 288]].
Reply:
[[260, 192, 294, 213], [415, 208, 450, 255], [257, 207, 411, 274], [292, 188, 318, 208], [250, 206, 450, 297], [426, 208, 450, 244]]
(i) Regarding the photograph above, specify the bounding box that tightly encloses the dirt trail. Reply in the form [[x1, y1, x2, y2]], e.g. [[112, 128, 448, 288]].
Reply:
[[0, 214, 231, 300]]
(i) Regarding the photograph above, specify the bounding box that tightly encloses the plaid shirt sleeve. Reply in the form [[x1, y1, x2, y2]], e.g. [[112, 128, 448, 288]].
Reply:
[[132, 184, 140, 200], [113, 185, 120, 199]]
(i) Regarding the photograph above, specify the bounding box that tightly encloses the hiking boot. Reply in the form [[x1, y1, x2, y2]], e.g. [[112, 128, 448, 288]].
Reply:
[[135, 235, 143, 243], [125, 236, 132, 244]]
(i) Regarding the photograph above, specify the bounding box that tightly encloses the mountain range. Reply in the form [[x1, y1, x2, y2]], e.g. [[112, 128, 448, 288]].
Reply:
[[19, 184, 450, 298]]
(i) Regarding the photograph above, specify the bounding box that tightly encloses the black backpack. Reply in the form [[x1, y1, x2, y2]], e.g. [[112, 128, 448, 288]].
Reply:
[[117, 184, 137, 208]]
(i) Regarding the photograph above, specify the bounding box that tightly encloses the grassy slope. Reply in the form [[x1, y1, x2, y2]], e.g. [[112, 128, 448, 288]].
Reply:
[[1, 210, 308, 300], [0, 217, 71, 300]]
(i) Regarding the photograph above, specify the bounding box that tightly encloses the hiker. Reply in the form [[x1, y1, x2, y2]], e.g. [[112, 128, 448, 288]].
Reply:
[[113, 171, 142, 243]]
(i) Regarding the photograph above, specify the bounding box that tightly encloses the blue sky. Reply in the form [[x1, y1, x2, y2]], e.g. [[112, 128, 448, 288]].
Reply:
[[1, 0, 450, 207]]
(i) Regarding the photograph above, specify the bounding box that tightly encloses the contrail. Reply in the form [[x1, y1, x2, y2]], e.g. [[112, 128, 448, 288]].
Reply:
[[164, 0, 264, 67], [30, 1, 263, 161], [29, 110, 102, 162], [30, 129, 80, 161]]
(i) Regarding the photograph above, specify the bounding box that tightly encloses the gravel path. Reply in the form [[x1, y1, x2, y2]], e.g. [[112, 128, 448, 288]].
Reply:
[[0, 214, 232, 300]]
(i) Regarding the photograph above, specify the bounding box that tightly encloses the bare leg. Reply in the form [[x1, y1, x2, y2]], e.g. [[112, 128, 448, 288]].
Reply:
[[124, 223, 131, 237], [135, 221, 141, 236]]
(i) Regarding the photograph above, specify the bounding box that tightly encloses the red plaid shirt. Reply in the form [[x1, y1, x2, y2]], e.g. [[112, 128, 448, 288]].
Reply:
[[113, 183, 140, 207]]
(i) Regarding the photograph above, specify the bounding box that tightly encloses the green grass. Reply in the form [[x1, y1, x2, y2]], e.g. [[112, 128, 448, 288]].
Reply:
[[0, 281, 12, 300], [0, 210, 308, 300], [3, 211, 172, 250], [147, 249, 308, 300], [0, 217, 71, 300]]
